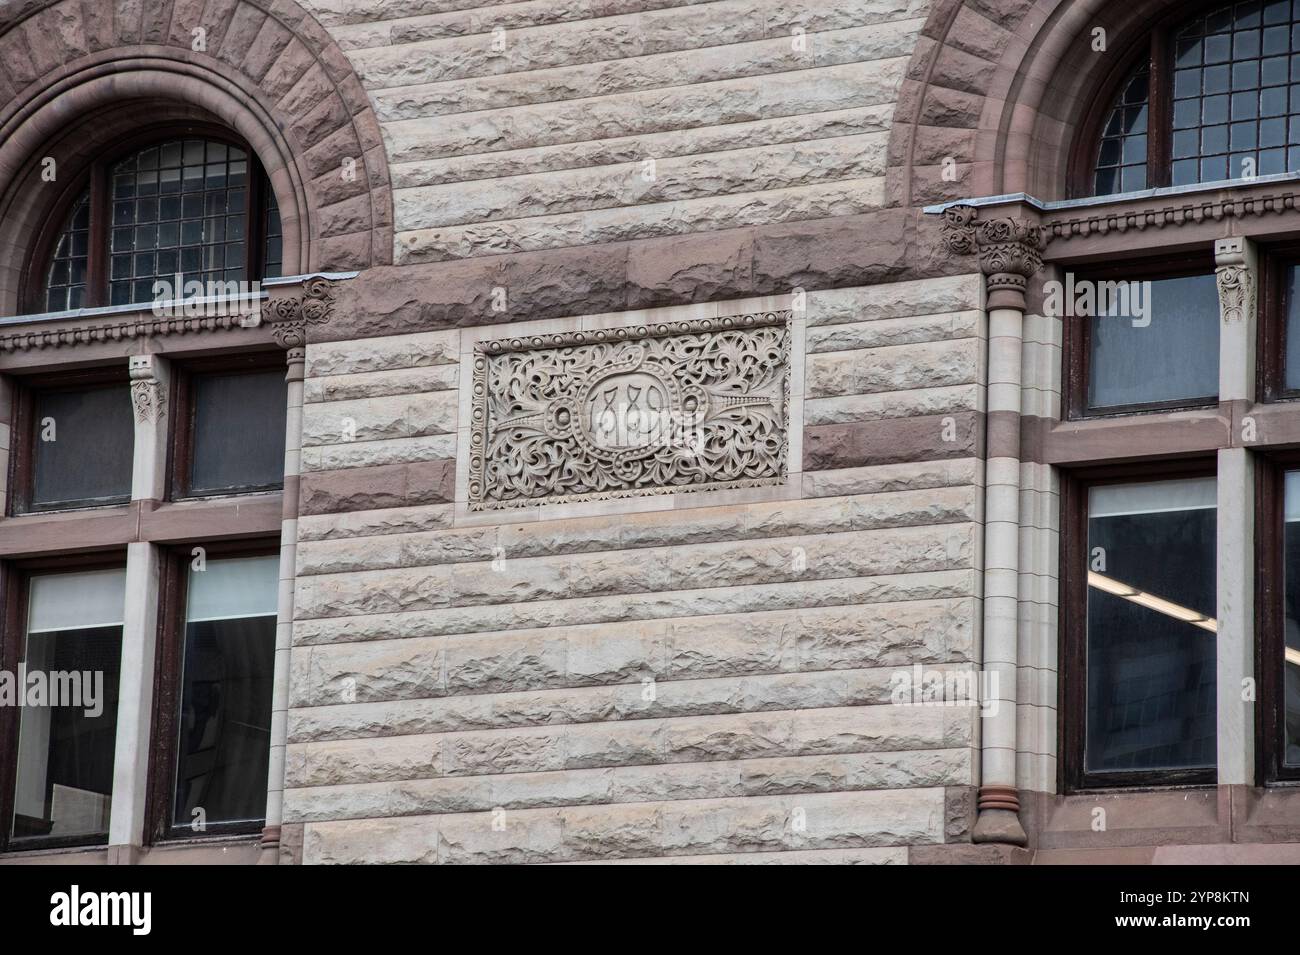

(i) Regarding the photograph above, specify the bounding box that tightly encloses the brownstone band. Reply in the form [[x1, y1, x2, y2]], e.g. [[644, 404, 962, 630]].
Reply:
[[299, 459, 456, 516], [803, 412, 983, 472], [315, 209, 968, 344]]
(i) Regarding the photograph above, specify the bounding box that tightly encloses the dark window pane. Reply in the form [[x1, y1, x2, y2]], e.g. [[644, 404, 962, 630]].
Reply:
[[1206, 32, 1233, 63], [1086, 479, 1217, 775], [1205, 63, 1231, 94], [10, 569, 124, 843], [1086, 273, 1220, 410], [30, 384, 133, 511], [173, 556, 277, 828], [189, 370, 287, 495], [1174, 98, 1201, 128]]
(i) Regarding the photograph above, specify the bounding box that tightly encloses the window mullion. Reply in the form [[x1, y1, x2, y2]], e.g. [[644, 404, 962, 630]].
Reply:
[[86, 163, 108, 308], [1149, 32, 1172, 188]]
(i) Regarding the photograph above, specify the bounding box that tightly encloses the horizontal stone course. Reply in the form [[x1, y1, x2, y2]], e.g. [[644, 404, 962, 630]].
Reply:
[[293, 570, 980, 645], [389, 105, 893, 188], [288, 601, 977, 708], [294, 486, 980, 575], [382, 59, 908, 164], [394, 131, 888, 229], [302, 788, 946, 863], [285, 749, 971, 821], [301, 391, 458, 445], [806, 339, 980, 398], [378, 26, 912, 127], [288, 654, 979, 742], [286, 705, 972, 787], [292, 524, 977, 619]]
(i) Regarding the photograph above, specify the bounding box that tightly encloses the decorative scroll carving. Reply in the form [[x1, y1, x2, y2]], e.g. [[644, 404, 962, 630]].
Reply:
[[1216, 265, 1254, 325], [469, 312, 791, 509], [261, 277, 340, 349], [128, 356, 164, 424], [1215, 238, 1257, 326]]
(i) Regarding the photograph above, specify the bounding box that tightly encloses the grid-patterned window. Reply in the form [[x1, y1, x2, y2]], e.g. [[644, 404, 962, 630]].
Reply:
[[35, 133, 284, 313], [43, 190, 90, 312], [1094, 62, 1150, 195], [1086, 0, 1300, 195], [1171, 0, 1300, 185], [108, 140, 249, 306]]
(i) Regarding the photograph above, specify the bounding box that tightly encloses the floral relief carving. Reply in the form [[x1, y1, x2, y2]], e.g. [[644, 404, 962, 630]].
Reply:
[[469, 313, 791, 509], [1216, 264, 1255, 325], [128, 356, 164, 424], [261, 277, 340, 349]]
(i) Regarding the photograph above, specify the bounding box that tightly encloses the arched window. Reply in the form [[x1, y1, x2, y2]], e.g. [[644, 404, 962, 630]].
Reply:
[[1088, 0, 1300, 196], [36, 133, 282, 313]]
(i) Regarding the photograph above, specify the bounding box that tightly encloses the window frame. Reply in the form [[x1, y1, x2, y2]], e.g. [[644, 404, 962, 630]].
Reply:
[[1062, 251, 1220, 419], [167, 351, 289, 502], [23, 122, 275, 315], [6, 365, 135, 516], [1059, 457, 1220, 794], [0, 551, 129, 853], [1257, 243, 1300, 402], [145, 538, 280, 845], [1254, 451, 1300, 784]]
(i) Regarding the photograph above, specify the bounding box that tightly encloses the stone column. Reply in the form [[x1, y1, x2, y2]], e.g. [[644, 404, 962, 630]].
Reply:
[[941, 207, 1048, 846], [1215, 236, 1258, 787], [259, 278, 337, 863], [107, 354, 170, 863]]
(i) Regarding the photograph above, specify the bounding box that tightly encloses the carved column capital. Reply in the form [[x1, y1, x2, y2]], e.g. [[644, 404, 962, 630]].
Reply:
[[261, 276, 340, 351], [128, 354, 165, 424], [941, 205, 1050, 311]]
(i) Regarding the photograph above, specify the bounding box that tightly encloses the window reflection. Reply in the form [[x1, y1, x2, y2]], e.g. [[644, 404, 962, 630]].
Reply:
[[10, 569, 124, 843], [1086, 478, 1217, 774], [173, 555, 278, 828]]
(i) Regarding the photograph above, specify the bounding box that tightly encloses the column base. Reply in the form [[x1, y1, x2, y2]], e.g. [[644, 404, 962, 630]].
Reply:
[[972, 785, 1028, 846]]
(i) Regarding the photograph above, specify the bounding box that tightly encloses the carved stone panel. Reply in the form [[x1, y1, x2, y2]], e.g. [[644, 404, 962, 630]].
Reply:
[[469, 312, 791, 509]]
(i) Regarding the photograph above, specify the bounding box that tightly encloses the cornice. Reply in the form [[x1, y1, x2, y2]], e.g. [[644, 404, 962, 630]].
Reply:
[[926, 178, 1300, 249], [0, 274, 349, 355], [1043, 190, 1300, 242], [0, 309, 254, 353]]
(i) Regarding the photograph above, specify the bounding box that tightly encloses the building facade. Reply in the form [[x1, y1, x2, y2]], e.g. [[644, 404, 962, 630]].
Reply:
[[0, 0, 1297, 865]]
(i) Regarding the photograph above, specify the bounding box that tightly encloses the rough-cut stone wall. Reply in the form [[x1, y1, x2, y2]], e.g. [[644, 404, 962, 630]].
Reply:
[[284, 272, 987, 864], [298, 0, 929, 263]]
